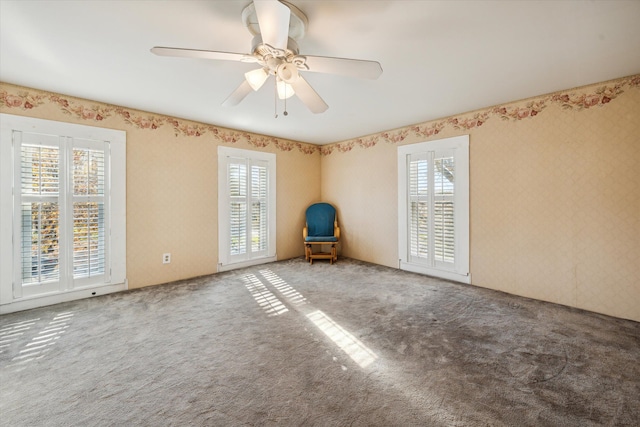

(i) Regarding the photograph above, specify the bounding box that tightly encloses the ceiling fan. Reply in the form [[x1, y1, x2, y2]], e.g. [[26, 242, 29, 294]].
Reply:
[[151, 0, 382, 114]]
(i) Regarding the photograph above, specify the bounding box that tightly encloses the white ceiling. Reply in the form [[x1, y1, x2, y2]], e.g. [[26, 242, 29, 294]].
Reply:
[[1, 1, 639, 145]]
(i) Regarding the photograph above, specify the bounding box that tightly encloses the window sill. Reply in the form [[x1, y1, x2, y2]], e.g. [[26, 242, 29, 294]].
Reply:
[[218, 255, 277, 272]]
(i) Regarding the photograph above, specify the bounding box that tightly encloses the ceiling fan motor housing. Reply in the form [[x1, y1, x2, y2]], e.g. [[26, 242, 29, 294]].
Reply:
[[251, 35, 298, 58], [251, 35, 303, 81]]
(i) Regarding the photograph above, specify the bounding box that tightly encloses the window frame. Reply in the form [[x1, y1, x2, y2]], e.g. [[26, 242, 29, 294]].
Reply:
[[397, 135, 470, 284], [0, 114, 126, 314], [217, 146, 276, 272]]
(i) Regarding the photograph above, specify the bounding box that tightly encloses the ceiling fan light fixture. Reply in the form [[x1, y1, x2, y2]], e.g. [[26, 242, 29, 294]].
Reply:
[[276, 62, 299, 83], [276, 79, 295, 99], [245, 68, 269, 91]]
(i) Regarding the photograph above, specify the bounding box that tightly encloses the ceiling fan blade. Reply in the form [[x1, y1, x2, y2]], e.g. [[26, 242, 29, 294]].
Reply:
[[222, 80, 254, 107], [151, 46, 256, 63], [302, 55, 383, 80], [290, 75, 328, 114], [254, 0, 290, 50]]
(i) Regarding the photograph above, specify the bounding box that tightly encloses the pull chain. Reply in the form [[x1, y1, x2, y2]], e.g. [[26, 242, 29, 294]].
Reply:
[[284, 85, 288, 116]]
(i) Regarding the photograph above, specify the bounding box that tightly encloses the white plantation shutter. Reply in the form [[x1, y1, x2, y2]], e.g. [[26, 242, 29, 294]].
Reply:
[[398, 136, 469, 283], [433, 152, 455, 267], [72, 142, 108, 281], [251, 163, 268, 253], [15, 135, 110, 289], [21, 202, 60, 284], [218, 147, 276, 271], [19, 137, 61, 286], [229, 162, 248, 256], [407, 149, 455, 268], [1, 114, 126, 311], [408, 153, 429, 261]]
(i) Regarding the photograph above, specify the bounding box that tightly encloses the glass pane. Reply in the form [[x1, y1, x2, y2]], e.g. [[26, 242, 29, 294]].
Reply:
[[251, 164, 267, 199], [434, 156, 455, 195], [409, 159, 428, 197], [21, 202, 59, 284], [73, 202, 105, 278], [229, 163, 247, 197], [230, 201, 247, 255], [21, 145, 59, 195], [434, 201, 455, 264], [251, 201, 267, 252], [74, 148, 105, 196], [410, 201, 429, 259]]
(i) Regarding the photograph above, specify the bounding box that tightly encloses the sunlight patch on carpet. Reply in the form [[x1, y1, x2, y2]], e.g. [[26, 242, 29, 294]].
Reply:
[[259, 269, 307, 306], [5, 311, 74, 368], [307, 310, 378, 368], [241, 273, 288, 317], [0, 318, 39, 355]]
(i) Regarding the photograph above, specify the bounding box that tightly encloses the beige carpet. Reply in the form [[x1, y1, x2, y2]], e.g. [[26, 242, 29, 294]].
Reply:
[[1, 257, 638, 426]]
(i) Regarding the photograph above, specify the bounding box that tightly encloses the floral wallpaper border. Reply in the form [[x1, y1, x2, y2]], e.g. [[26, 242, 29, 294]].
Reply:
[[0, 86, 318, 156], [2, 74, 638, 156], [321, 74, 640, 155]]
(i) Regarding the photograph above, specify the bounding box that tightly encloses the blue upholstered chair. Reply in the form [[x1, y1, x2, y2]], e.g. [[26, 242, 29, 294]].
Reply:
[[303, 203, 340, 264]]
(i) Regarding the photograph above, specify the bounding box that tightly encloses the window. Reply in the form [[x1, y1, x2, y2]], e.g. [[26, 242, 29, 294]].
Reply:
[[218, 146, 276, 271], [398, 135, 470, 283], [1, 114, 126, 313]]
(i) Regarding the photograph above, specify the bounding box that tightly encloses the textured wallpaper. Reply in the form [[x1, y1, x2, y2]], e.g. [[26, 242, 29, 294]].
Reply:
[[320, 75, 640, 322]]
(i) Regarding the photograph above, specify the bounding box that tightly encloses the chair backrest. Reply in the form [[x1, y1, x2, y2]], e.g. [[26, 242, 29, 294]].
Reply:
[[306, 203, 336, 237]]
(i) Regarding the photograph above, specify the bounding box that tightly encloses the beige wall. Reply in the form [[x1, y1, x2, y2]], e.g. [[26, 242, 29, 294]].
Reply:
[[321, 141, 398, 266], [321, 75, 640, 322], [0, 83, 321, 289]]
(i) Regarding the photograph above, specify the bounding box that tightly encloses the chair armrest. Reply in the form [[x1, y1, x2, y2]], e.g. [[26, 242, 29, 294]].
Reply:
[[303, 226, 308, 240], [334, 224, 340, 240]]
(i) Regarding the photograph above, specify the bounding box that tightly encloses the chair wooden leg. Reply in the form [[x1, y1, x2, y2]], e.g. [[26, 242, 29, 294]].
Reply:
[[305, 242, 338, 265]]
